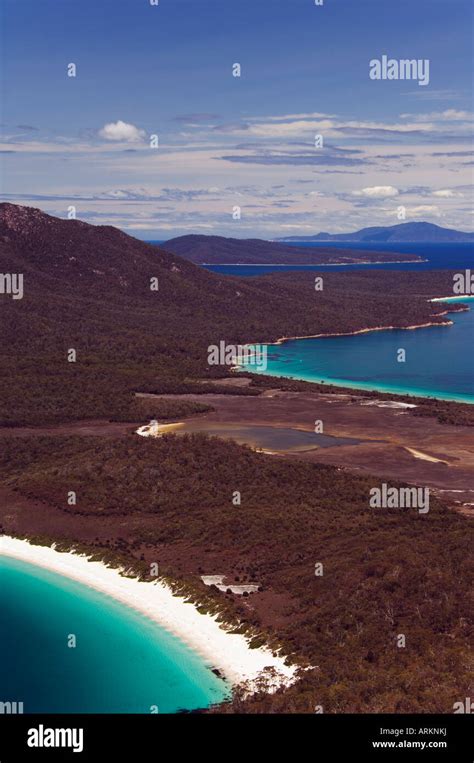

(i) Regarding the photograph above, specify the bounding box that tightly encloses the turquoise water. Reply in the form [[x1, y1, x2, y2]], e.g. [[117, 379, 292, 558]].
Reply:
[[241, 298, 474, 403], [0, 555, 229, 713]]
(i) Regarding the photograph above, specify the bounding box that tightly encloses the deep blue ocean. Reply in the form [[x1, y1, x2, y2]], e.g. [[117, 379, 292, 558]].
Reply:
[[198, 242, 474, 277]]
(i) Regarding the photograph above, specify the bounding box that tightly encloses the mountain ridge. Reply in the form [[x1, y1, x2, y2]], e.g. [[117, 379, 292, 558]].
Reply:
[[163, 233, 421, 265], [276, 221, 473, 243], [0, 203, 461, 425]]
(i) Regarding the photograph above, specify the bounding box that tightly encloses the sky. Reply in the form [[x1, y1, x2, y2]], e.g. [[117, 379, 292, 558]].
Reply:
[[1, 0, 473, 239]]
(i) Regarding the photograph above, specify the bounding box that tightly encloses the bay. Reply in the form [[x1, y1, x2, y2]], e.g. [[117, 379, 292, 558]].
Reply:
[[0, 555, 229, 713], [240, 297, 474, 403]]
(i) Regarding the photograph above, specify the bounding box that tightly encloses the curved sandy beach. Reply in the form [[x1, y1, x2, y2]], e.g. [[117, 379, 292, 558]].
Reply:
[[0, 536, 297, 693]]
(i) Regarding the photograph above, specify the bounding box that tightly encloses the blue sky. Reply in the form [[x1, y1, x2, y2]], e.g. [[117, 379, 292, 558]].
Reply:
[[1, 0, 473, 238]]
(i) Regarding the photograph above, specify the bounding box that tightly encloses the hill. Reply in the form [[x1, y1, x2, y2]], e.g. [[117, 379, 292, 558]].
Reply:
[[0, 433, 471, 713], [278, 221, 473, 243], [0, 203, 472, 714], [0, 203, 462, 425], [162, 233, 421, 264]]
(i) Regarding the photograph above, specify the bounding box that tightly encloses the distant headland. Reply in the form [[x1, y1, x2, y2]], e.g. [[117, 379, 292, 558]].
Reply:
[[162, 233, 422, 266], [276, 221, 473, 243]]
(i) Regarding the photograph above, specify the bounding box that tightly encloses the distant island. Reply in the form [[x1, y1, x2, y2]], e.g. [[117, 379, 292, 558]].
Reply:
[[162, 234, 422, 265], [277, 221, 474, 243]]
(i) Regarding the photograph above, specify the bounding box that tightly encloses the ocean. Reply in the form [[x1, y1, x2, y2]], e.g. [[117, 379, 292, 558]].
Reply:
[[240, 297, 474, 403], [0, 555, 229, 713], [149, 241, 474, 401], [199, 242, 474, 277]]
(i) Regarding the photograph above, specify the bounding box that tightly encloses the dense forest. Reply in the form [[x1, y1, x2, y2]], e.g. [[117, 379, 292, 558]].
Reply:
[[0, 433, 471, 713], [0, 204, 472, 714], [0, 203, 467, 426]]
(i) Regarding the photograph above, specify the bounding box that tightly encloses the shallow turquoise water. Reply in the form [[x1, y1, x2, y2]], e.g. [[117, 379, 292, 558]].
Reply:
[[241, 298, 474, 403], [0, 555, 230, 713]]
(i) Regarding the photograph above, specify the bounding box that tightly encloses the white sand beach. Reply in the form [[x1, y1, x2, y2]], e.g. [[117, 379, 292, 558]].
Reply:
[[0, 536, 297, 693], [430, 294, 473, 301]]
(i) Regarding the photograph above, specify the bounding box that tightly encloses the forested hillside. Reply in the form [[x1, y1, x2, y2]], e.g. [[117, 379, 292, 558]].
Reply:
[[0, 204, 462, 425], [0, 433, 471, 713]]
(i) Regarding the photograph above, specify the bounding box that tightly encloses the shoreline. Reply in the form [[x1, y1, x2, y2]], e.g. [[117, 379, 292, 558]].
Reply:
[[239, 368, 474, 404], [238, 318, 455, 351], [430, 294, 473, 301], [266, 319, 454, 346], [241, 298, 473, 346], [203, 259, 423, 267], [236, 299, 473, 404], [0, 536, 297, 693]]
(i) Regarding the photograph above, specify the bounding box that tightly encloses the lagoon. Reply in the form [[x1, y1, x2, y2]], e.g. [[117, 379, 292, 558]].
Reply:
[[161, 421, 363, 452]]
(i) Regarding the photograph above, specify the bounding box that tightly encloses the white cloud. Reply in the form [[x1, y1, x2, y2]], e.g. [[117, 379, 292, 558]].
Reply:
[[247, 112, 334, 122], [246, 119, 335, 137], [400, 109, 472, 121], [5, 106, 472, 234], [432, 189, 463, 198], [407, 205, 441, 217], [354, 186, 399, 198], [99, 120, 146, 142], [223, 117, 436, 138]]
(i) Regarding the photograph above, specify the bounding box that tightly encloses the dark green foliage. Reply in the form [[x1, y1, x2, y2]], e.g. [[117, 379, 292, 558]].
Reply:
[[0, 205, 471, 714], [0, 433, 471, 713], [0, 204, 463, 425], [109, 397, 214, 423]]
